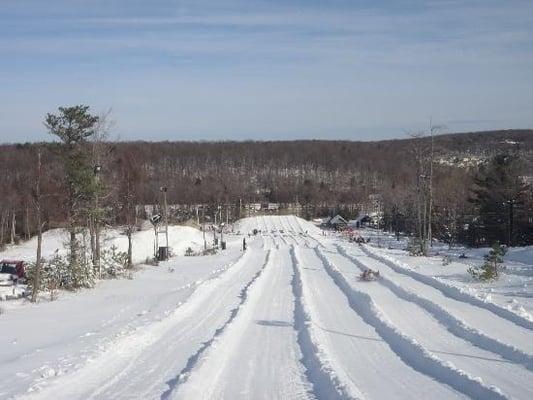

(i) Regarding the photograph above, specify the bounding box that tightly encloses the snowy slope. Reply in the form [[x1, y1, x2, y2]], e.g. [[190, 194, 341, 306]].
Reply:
[[1, 215, 532, 399], [0, 225, 206, 265]]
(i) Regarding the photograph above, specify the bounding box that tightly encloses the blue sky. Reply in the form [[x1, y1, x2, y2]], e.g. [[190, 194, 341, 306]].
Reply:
[[1, 0, 533, 142]]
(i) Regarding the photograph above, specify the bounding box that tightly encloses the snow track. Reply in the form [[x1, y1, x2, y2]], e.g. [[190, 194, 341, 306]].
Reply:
[[7, 216, 533, 400], [336, 245, 533, 372], [316, 247, 507, 400], [290, 246, 356, 399], [356, 245, 533, 353], [20, 245, 267, 399], [362, 245, 533, 330], [174, 246, 310, 400]]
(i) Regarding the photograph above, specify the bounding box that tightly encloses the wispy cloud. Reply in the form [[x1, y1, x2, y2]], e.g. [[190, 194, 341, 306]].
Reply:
[[0, 0, 532, 142]]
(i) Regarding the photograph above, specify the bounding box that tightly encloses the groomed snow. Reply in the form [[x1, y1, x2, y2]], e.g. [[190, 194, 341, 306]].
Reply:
[[1, 216, 532, 399]]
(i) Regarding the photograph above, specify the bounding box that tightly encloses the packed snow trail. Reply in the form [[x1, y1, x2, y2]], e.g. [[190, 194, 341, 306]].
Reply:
[[321, 247, 533, 399], [336, 245, 533, 371], [343, 245, 533, 354], [4, 215, 533, 400], [19, 242, 269, 400], [361, 245, 533, 330], [292, 247, 465, 399], [174, 247, 310, 399]]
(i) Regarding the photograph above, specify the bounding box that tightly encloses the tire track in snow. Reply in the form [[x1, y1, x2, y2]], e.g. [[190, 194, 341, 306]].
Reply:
[[315, 247, 508, 400], [290, 246, 359, 400], [361, 245, 533, 331], [335, 244, 533, 371], [161, 250, 272, 399]]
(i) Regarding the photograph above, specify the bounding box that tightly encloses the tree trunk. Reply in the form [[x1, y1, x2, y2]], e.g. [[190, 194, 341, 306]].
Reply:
[[90, 217, 96, 271], [32, 150, 43, 302], [0, 210, 5, 245], [127, 227, 133, 268], [31, 217, 43, 303], [508, 200, 514, 246], [69, 228, 78, 275], [95, 223, 101, 277], [25, 205, 31, 240], [10, 210, 16, 244]]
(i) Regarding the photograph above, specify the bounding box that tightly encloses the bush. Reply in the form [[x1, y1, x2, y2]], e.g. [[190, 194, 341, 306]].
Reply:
[[25, 250, 77, 298], [101, 245, 129, 278], [203, 247, 217, 256], [406, 237, 426, 256], [468, 241, 507, 281], [185, 247, 195, 256]]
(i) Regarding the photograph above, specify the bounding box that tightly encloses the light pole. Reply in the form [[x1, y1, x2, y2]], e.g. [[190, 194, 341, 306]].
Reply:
[[161, 186, 169, 252], [93, 165, 102, 278]]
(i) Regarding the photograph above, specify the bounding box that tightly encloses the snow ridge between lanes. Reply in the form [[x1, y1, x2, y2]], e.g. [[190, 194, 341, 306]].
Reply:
[[361, 245, 533, 330], [290, 246, 363, 400], [167, 249, 272, 399], [315, 247, 508, 400], [336, 244, 533, 371]]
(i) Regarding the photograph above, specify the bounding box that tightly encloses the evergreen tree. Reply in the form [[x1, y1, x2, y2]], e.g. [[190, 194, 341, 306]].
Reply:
[[45, 105, 99, 286], [468, 241, 507, 281], [469, 153, 530, 246]]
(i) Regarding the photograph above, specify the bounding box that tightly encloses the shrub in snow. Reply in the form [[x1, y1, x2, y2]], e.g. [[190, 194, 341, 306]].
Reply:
[[468, 241, 507, 281], [185, 247, 195, 256], [26, 247, 96, 297], [202, 247, 217, 256], [100, 245, 129, 278], [406, 237, 426, 256]]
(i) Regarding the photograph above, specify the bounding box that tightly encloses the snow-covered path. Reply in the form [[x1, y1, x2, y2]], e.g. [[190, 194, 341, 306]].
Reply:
[[174, 247, 310, 400], [2, 215, 532, 399]]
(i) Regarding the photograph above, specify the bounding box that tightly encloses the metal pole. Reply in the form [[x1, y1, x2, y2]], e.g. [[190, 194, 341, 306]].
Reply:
[[428, 118, 434, 248], [162, 187, 169, 248]]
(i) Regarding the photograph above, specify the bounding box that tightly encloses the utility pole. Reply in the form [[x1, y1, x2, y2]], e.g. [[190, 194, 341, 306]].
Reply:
[[196, 205, 199, 226], [161, 186, 169, 250], [428, 118, 435, 249], [508, 199, 515, 246], [94, 164, 102, 277], [203, 224, 207, 250]]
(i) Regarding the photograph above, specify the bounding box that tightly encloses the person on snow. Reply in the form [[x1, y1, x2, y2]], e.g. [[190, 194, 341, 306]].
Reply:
[[243, 237, 247, 251]]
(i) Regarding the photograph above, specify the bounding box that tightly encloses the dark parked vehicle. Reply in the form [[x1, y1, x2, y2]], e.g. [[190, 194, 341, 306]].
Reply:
[[0, 260, 26, 285]]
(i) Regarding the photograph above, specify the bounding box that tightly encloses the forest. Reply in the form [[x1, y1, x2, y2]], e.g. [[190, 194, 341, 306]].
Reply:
[[1, 106, 532, 256]]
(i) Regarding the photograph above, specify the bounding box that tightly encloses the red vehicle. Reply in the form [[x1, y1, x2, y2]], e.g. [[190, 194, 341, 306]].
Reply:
[[0, 260, 26, 285]]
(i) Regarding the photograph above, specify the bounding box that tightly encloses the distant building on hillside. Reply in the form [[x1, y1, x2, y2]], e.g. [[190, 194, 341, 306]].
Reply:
[[322, 214, 349, 230]]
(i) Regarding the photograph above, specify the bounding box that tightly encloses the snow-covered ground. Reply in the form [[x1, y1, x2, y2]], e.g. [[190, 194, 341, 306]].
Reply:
[[0, 225, 209, 300], [1, 216, 532, 399], [350, 229, 533, 320], [0, 225, 207, 266]]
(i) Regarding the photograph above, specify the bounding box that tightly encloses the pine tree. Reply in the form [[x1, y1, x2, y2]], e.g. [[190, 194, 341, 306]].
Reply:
[[468, 241, 507, 281], [44, 106, 99, 287], [469, 153, 529, 246]]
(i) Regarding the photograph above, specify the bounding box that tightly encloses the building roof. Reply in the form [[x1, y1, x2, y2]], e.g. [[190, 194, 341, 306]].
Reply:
[[329, 214, 348, 225]]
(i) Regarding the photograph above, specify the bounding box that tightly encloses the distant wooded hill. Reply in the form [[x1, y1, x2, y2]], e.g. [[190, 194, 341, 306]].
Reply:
[[1, 129, 532, 246]]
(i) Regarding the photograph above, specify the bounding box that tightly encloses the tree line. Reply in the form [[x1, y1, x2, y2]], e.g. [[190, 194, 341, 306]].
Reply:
[[1, 106, 532, 263]]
